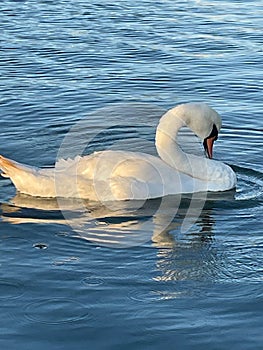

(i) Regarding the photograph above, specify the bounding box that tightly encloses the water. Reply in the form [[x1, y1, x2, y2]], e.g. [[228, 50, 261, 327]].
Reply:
[[0, 0, 262, 349]]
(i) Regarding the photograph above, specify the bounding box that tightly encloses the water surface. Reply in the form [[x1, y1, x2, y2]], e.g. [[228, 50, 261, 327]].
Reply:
[[0, 1, 262, 349]]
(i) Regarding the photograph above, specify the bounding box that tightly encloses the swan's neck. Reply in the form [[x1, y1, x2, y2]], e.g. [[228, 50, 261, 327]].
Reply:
[[155, 109, 209, 180]]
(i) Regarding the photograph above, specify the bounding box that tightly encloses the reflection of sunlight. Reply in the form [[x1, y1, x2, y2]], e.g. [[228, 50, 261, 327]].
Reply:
[[153, 209, 219, 287], [153, 243, 219, 286]]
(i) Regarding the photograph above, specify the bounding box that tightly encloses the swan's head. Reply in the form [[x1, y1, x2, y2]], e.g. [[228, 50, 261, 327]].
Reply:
[[177, 102, 222, 159]]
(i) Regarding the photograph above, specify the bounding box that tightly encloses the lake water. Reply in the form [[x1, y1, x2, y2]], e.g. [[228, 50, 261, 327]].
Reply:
[[0, 0, 262, 349]]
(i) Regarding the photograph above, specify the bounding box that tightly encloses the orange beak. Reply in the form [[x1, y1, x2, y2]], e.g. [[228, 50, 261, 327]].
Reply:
[[206, 137, 215, 159], [203, 124, 218, 159], [203, 136, 216, 159]]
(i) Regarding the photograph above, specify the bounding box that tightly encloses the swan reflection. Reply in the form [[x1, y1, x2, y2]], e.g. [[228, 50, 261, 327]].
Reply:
[[1, 190, 234, 249], [1, 191, 236, 298], [153, 210, 217, 284]]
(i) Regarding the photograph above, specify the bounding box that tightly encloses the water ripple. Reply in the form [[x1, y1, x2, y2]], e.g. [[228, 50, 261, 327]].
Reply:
[[128, 288, 186, 302], [82, 276, 105, 287], [234, 166, 263, 201], [24, 298, 91, 325], [0, 279, 25, 300]]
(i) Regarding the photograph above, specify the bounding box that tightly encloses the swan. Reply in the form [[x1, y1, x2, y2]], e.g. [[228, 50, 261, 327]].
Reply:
[[0, 102, 236, 201]]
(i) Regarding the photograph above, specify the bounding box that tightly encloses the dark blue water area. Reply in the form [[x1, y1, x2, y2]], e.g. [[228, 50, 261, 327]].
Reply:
[[0, 0, 263, 349]]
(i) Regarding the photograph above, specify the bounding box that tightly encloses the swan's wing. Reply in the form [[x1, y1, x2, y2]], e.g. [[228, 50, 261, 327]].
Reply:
[[177, 126, 204, 157]]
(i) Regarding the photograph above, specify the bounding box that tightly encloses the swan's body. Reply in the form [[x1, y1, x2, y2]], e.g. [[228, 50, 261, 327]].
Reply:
[[0, 103, 236, 201]]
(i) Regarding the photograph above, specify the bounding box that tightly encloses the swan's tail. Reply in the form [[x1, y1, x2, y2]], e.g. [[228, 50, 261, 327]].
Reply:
[[0, 155, 30, 178], [0, 155, 56, 197], [0, 154, 38, 177], [0, 155, 23, 178]]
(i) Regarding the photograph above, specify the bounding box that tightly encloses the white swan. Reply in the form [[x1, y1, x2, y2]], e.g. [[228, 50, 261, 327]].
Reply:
[[0, 102, 236, 201]]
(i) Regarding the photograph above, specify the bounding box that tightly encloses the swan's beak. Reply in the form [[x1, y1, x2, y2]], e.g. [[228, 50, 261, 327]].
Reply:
[[203, 137, 215, 159], [203, 124, 218, 159], [206, 137, 214, 159]]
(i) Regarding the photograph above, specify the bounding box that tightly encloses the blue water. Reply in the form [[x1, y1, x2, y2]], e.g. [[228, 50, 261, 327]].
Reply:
[[0, 0, 263, 349]]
